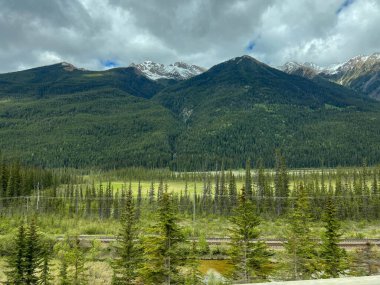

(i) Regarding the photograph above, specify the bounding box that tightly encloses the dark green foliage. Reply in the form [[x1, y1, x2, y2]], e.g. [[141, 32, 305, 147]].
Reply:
[[149, 182, 155, 204], [24, 216, 43, 285], [284, 184, 320, 280], [70, 238, 87, 285], [59, 259, 69, 285], [228, 194, 274, 283], [39, 253, 52, 285], [0, 63, 163, 99], [184, 241, 203, 285], [274, 151, 289, 216], [1, 56, 380, 170], [0, 159, 53, 200], [7, 224, 26, 283], [7, 217, 45, 285], [244, 160, 253, 200], [320, 196, 348, 278], [154, 56, 380, 170], [56, 236, 87, 285], [140, 192, 186, 285], [228, 171, 238, 211], [112, 186, 140, 284]]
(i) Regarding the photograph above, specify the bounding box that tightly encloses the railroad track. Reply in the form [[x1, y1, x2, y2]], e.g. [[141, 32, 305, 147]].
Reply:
[[56, 235, 380, 249]]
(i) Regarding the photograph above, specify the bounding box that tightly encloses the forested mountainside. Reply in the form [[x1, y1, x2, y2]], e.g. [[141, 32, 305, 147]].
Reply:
[[1, 56, 380, 170]]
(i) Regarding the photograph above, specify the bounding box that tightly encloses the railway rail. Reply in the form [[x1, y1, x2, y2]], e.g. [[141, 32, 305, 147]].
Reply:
[[56, 235, 380, 249]]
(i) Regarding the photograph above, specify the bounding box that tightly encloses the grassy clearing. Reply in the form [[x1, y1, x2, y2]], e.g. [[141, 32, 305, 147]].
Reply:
[[1, 214, 379, 239]]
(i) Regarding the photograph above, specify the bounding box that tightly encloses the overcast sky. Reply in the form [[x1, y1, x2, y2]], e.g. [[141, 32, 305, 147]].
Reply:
[[0, 0, 379, 72]]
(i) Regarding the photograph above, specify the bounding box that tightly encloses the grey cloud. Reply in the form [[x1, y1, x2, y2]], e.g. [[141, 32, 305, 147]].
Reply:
[[0, 0, 379, 73]]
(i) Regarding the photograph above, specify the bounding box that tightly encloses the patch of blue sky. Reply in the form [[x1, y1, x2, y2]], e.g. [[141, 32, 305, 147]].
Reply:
[[336, 0, 355, 15], [245, 41, 256, 52], [101, 59, 119, 68]]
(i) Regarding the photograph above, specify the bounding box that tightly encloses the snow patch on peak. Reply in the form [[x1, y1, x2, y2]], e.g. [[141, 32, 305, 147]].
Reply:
[[279, 61, 303, 73], [129, 61, 206, 80], [60, 62, 85, 72], [281, 52, 380, 76]]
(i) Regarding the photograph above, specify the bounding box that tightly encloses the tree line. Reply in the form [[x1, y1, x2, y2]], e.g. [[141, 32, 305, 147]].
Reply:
[[2, 154, 379, 222], [4, 182, 379, 284]]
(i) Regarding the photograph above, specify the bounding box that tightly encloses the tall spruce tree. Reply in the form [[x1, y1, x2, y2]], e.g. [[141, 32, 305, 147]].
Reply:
[[136, 180, 142, 219], [284, 184, 320, 280], [7, 223, 26, 283], [228, 193, 274, 283], [40, 252, 52, 285], [56, 236, 87, 285], [7, 217, 47, 284], [320, 196, 348, 278], [112, 185, 140, 284], [38, 235, 54, 285], [274, 151, 289, 216], [245, 159, 253, 200], [24, 216, 43, 285], [140, 192, 186, 285], [228, 171, 237, 212], [70, 237, 87, 285], [149, 181, 155, 204]]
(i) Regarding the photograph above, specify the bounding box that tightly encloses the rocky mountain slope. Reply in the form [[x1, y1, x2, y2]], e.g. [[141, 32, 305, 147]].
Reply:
[[280, 53, 380, 100], [129, 61, 206, 80]]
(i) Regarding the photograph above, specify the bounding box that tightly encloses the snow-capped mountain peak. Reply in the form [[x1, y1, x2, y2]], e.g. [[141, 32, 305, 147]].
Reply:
[[129, 61, 206, 80], [60, 62, 86, 72], [279, 52, 380, 100]]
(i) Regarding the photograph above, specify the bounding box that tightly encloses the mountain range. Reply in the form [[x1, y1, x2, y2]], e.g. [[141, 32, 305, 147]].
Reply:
[[1, 54, 380, 170], [280, 53, 380, 100]]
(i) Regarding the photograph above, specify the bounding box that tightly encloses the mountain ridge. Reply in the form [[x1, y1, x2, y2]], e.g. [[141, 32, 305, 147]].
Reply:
[[129, 61, 206, 80], [1, 55, 380, 169], [280, 52, 380, 100]]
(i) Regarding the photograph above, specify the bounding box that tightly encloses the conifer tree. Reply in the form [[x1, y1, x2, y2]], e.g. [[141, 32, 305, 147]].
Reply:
[[140, 192, 186, 284], [320, 196, 348, 278], [228, 193, 273, 283], [371, 173, 379, 219], [113, 190, 120, 220], [6, 162, 21, 197], [245, 159, 253, 200], [7, 223, 26, 283], [219, 165, 227, 215], [284, 184, 320, 280], [38, 237, 54, 285], [214, 174, 220, 214], [184, 241, 202, 285], [158, 178, 164, 202], [149, 181, 155, 204], [228, 171, 237, 211], [136, 180, 142, 219], [98, 184, 104, 219], [85, 186, 92, 217], [24, 216, 43, 285], [70, 237, 87, 285], [56, 236, 87, 285], [38, 252, 53, 285], [59, 258, 69, 285], [256, 160, 265, 194], [112, 185, 140, 284], [274, 151, 289, 216]]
